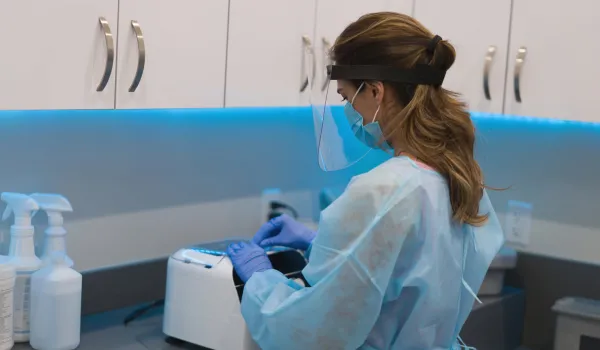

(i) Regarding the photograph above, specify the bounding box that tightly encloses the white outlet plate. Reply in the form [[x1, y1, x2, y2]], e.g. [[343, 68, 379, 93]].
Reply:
[[261, 188, 282, 225], [505, 200, 533, 246]]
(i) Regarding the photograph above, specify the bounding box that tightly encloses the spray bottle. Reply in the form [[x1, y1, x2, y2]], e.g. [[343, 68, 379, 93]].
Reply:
[[1, 192, 41, 342], [30, 251, 82, 350], [29, 193, 73, 268]]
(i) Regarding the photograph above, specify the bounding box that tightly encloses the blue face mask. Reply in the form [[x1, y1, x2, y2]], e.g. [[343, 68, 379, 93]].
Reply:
[[343, 83, 392, 151]]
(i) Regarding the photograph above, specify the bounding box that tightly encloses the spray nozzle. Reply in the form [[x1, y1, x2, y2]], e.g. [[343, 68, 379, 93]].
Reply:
[[29, 193, 72, 226], [1, 192, 39, 227]]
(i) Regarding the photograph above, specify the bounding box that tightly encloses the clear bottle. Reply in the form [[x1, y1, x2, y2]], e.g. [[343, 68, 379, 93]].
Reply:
[[30, 252, 82, 350]]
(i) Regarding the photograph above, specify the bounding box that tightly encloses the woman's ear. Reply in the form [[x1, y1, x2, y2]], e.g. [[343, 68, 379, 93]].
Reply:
[[368, 81, 385, 104]]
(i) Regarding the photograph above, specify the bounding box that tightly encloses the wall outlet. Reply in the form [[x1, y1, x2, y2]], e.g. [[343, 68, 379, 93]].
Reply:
[[261, 188, 282, 225], [505, 200, 533, 246]]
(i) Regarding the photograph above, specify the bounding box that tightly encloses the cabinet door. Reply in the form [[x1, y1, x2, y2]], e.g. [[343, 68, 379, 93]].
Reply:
[[505, 1, 599, 122], [414, 0, 511, 114], [0, 0, 118, 110], [116, 0, 228, 109], [315, 0, 414, 106], [226, 0, 317, 107]]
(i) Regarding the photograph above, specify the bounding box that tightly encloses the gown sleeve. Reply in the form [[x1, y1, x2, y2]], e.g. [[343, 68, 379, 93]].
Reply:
[[240, 172, 423, 350]]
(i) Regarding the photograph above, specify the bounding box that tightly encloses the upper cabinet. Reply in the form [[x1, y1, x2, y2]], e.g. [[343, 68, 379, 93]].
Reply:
[[225, 0, 414, 108], [116, 0, 228, 109], [0, 0, 119, 110], [225, 0, 317, 107], [0, 0, 597, 122], [414, 0, 511, 115], [315, 0, 414, 106], [504, 0, 599, 122], [0, 0, 227, 111]]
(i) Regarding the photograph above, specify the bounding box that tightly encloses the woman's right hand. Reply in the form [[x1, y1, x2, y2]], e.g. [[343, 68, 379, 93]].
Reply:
[[252, 214, 317, 251]]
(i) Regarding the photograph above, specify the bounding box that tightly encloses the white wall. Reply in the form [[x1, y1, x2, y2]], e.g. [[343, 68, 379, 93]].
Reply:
[[475, 114, 600, 265], [0, 108, 597, 271], [0, 108, 386, 271]]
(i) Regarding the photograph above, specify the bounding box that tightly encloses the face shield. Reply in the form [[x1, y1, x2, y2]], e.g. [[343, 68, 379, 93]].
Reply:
[[310, 64, 446, 172]]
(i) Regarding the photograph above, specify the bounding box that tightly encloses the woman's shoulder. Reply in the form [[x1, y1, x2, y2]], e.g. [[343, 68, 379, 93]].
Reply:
[[345, 157, 429, 201], [352, 157, 442, 186]]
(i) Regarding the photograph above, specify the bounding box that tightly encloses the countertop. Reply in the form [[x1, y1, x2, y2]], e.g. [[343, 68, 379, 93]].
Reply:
[[13, 304, 201, 350], [12, 288, 525, 350]]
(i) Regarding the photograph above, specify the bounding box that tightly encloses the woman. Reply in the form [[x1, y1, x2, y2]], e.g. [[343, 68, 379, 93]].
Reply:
[[227, 12, 504, 350]]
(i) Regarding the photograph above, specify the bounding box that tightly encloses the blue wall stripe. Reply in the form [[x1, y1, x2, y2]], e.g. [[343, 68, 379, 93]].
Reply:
[[0, 107, 597, 130]]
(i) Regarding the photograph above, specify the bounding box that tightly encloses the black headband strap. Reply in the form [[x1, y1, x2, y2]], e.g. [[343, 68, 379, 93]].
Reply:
[[328, 64, 446, 86], [427, 35, 443, 54]]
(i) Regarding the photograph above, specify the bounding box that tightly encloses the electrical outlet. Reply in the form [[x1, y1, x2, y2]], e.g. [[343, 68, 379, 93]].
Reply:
[[505, 200, 533, 246], [261, 188, 282, 225]]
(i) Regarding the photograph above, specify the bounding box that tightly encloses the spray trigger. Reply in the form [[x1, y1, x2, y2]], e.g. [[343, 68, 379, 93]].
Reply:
[[1, 206, 12, 221]]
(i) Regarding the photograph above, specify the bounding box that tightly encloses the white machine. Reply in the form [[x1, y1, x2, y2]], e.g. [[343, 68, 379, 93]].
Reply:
[[163, 239, 307, 350]]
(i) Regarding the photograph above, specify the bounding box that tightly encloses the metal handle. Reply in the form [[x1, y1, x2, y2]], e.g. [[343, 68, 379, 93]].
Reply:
[[129, 20, 145, 92], [96, 17, 114, 92], [514, 46, 527, 103], [300, 36, 315, 92], [300, 36, 310, 92], [321, 38, 332, 92], [482, 45, 496, 100]]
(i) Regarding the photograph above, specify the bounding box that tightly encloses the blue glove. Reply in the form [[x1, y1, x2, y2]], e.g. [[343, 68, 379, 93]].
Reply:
[[252, 214, 317, 251], [227, 241, 273, 283]]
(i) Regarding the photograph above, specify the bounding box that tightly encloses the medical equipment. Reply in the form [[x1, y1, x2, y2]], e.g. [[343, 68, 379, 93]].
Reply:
[[30, 252, 82, 350], [162, 239, 307, 350], [309, 61, 445, 171], [343, 82, 392, 151], [266, 200, 299, 221], [553, 297, 600, 350], [30, 193, 74, 268], [2, 192, 41, 342]]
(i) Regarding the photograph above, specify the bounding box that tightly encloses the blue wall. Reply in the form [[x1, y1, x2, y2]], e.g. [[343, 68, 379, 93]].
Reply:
[[0, 107, 597, 270]]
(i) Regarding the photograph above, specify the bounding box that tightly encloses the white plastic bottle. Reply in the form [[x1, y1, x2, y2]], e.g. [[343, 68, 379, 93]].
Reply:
[[30, 252, 82, 350], [1, 192, 41, 342], [0, 262, 15, 350], [29, 193, 74, 268]]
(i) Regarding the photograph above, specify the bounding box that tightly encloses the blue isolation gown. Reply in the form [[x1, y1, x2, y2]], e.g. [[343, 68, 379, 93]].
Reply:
[[241, 156, 505, 349]]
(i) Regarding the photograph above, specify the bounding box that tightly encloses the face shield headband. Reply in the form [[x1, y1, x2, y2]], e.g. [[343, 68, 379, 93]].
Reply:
[[327, 63, 446, 86]]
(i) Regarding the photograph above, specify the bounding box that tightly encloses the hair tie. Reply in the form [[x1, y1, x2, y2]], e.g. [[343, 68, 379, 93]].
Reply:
[[426, 35, 442, 54]]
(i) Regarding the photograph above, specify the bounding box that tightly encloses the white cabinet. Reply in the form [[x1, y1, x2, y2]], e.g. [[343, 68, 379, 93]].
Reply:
[[504, 0, 599, 122], [0, 0, 119, 110], [315, 0, 414, 106], [414, 0, 511, 114], [226, 0, 317, 107], [226, 0, 412, 108], [2, 0, 596, 120], [116, 0, 228, 109], [0, 0, 227, 111]]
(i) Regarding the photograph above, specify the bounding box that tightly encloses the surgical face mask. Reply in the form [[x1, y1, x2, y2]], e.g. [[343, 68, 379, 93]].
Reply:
[[344, 83, 392, 151]]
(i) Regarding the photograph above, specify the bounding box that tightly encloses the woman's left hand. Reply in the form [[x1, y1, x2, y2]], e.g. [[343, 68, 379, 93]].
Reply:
[[227, 241, 273, 283]]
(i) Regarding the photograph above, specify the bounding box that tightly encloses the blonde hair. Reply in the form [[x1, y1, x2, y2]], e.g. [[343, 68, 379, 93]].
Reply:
[[333, 12, 491, 226]]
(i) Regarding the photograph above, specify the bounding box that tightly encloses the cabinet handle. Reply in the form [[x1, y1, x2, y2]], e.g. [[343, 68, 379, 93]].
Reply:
[[300, 36, 315, 92], [321, 38, 332, 92], [96, 17, 115, 92], [514, 46, 527, 103], [482, 45, 496, 100], [129, 20, 145, 92]]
